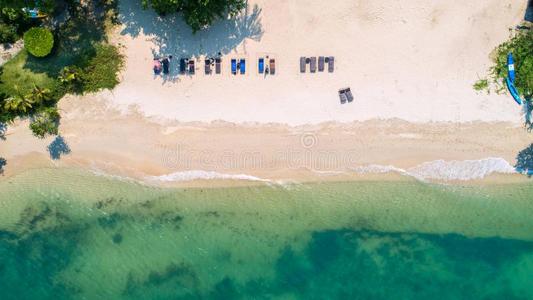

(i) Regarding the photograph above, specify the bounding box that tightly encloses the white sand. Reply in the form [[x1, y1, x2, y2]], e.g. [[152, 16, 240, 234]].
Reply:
[[2, 93, 532, 185], [107, 0, 528, 125], [3, 0, 531, 186]]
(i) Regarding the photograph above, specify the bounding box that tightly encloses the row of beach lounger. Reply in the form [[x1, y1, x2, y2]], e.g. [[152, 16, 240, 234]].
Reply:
[[158, 56, 333, 75], [300, 56, 334, 73], [155, 56, 350, 105], [176, 57, 276, 75]]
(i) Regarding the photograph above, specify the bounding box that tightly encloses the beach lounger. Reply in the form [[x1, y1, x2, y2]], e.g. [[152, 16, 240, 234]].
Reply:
[[345, 88, 354, 102], [188, 60, 195, 75], [328, 56, 334, 73], [310, 57, 317, 73], [269, 59, 276, 75], [258, 58, 264, 74], [338, 89, 348, 104], [318, 56, 325, 72], [231, 59, 237, 75], [240, 59, 246, 74], [215, 58, 221, 74], [179, 59, 186, 74], [162, 58, 170, 74], [153, 59, 162, 75], [205, 59, 211, 75], [300, 57, 306, 73]]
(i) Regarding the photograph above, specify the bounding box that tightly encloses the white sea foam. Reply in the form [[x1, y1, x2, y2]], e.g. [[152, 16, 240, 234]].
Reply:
[[146, 170, 271, 183], [407, 158, 516, 181], [352, 164, 410, 175], [351, 157, 516, 181], [89, 168, 146, 185]]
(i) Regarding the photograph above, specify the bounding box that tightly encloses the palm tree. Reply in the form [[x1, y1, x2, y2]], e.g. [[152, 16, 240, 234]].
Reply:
[[3, 95, 33, 113], [3, 96, 21, 112], [59, 67, 80, 84], [30, 85, 53, 104]]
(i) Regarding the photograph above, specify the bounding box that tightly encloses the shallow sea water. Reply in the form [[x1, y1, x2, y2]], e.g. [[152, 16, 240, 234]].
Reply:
[[0, 168, 532, 299]]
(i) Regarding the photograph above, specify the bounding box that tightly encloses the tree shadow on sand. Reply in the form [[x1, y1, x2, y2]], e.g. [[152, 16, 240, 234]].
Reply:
[[47, 136, 71, 160], [0, 157, 6, 175], [526, 0, 533, 22], [515, 143, 533, 177], [118, 0, 263, 80], [0, 122, 6, 141]]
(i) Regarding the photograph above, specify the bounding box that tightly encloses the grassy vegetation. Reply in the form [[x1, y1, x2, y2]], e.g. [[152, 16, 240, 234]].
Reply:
[[80, 44, 124, 92], [473, 78, 489, 92], [0, 0, 123, 138], [0, 50, 60, 97]]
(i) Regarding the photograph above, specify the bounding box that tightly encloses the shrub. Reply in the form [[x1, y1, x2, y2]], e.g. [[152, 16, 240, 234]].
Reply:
[[23, 27, 54, 57], [80, 44, 123, 92], [0, 22, 17, 43], [29, 107, 60, 138], [473, 79, 488, 92]]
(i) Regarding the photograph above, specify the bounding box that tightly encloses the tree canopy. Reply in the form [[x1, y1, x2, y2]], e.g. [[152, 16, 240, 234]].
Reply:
[[141, 0, 246, 32], [474, 28, 533, 129], [24, 27, 55, 57], [492, 29, 533, 100], [476, 29, 532, 101]]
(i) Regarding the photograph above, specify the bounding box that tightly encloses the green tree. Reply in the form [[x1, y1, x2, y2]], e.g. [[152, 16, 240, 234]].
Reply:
[[475, 28, 532, 130], [23, 27, 54, 57], [3, 95, 33, 113], [58, 66, 81, 85], [0, 22, 17, 43], [142, 0, 246, 33], [29, 107, 60, 138], [490, 29, 532, 100], [29, 85, 53, 103]]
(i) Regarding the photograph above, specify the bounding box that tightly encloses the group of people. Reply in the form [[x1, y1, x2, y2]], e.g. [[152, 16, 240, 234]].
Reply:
[[153, 56, 173, 75]]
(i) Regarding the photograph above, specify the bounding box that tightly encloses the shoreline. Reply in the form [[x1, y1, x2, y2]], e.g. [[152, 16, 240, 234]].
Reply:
[[2, 166, 533, 242], [1, 0, 531, 189], [1, 93, 531, 188]]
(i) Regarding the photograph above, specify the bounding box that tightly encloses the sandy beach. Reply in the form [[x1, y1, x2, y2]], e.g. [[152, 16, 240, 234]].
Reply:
[[1, 93, 531, 186], [2, 1, 533, 298], [1, 0, 532, 185], [110, 0, 527, 124]]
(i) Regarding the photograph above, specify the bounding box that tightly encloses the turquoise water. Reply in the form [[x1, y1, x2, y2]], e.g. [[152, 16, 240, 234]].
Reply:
[[0, 168, 533, 299]]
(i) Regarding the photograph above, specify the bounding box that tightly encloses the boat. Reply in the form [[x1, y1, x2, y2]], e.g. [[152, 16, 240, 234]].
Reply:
[[505, 77, 523, 105]]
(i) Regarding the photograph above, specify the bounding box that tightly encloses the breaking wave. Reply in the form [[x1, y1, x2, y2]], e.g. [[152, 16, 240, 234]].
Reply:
[[146, 170, 271, 183], [352, 157, 516, 181]]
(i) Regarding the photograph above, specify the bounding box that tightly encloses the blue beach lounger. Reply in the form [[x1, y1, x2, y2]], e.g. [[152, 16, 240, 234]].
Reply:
[[240, 59, 246, 74], [258, 58, 264, 74], [231, 59, 237, 75]]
